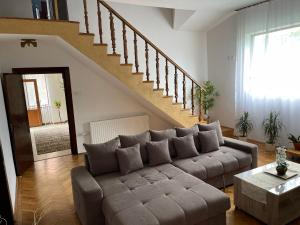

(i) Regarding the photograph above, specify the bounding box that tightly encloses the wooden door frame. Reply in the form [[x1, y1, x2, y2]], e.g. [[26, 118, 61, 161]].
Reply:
[[12, 67, 78, 155], [23, 79, 43, 127]]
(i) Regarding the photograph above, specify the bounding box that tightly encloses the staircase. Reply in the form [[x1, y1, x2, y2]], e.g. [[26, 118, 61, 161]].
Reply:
[[0, 1, 205, 127]]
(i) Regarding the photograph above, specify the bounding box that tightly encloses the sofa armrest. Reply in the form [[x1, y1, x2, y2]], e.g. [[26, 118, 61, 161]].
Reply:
[[71, 166, 105, 225], [223, 137, 258, 168]]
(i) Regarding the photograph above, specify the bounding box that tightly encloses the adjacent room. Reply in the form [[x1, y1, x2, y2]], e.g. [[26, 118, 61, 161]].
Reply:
[[1, 0, 300, 225], [23, 73, 71, 161]]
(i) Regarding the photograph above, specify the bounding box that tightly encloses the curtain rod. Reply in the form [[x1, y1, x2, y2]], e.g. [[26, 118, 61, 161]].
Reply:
[[235, 0, 270, 11]]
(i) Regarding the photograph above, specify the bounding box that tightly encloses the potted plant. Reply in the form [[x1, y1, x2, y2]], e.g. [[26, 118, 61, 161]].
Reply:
[[195, 81, 219, 121], [276, 146, 288, 176], [262, 111, 283, 151], [54, 100, 62, 123], [288, 133, 300, 150], [235, 112, 254, 141]]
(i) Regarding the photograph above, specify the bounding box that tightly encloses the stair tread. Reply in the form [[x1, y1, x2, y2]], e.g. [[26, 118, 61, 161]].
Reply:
[[120, 63, 133, 66], [153, 88, 164, 91], [143, 80, 154, 83], [132, 72, 144, 75], [94, 43, 108, 46], [79, 32, 95, 36], [107, 53, 121, 57]]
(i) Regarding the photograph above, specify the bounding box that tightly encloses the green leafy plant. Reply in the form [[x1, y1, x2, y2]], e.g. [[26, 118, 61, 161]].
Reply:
[[54, 100, 62, 122], [195, 81, 219, 115], [262, 112, 283, 144], [288, 133, 300, 143], [235, 112, 254, 137]]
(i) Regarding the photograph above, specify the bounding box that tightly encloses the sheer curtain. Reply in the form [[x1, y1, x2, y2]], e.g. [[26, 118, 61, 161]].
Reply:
[[235, 0, 300, 145]]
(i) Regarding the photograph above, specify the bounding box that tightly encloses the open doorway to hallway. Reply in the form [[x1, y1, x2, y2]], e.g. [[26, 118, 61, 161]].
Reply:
[[22, 73, 71, 161]]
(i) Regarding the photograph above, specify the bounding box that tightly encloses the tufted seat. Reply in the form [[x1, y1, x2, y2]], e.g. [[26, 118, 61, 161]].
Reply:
[[172, 146, 252, 181], [95, 164, 230, 225]]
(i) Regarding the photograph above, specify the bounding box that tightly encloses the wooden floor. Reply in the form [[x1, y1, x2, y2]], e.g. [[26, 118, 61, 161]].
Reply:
[[15, 142, 300, 225]]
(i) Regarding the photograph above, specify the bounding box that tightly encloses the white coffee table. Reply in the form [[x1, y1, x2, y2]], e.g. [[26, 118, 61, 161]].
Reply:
[[234, 161, 300, 225]]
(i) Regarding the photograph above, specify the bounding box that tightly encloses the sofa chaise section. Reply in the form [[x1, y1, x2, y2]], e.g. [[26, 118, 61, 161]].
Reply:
[[95, 164, 230, 225]]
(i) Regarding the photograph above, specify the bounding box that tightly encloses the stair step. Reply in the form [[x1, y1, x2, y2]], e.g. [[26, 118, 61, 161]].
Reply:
[[120, 63, 133, 66], [153, 88, 164, 91], [181, 109, 190, 111], [79, 32, 95, 36], [132, 72, 144, 75], [163, 96, 173, 98], [172, 102, 183, 105], [107, 53, 121, 57], [94, 43, 108, 46], [143, 81, 154, 83]]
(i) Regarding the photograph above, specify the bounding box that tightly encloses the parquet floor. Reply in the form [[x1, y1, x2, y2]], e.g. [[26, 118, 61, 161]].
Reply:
[[15, 142, 300, 225]]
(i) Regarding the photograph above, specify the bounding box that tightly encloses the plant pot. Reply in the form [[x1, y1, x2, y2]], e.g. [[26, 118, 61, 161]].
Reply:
[[265, 143, 276, 151], [293, 143, 300, 151], [238, 136, 248, 142], [276, 165, 287, 176]]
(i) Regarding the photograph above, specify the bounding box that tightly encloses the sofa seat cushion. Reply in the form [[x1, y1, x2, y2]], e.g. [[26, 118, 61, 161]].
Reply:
[[173, 146, 252, 181], [95, 164, 230, 225]]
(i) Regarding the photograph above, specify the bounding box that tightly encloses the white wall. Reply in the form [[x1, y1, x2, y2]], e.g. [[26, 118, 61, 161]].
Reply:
[[0, 74, 17, 211], [67, 0, 207, 83], [0, 0, 33, 18], [46, 74, 68, 123], [207, 14, 237, 128], [0, 37, 174, 153]]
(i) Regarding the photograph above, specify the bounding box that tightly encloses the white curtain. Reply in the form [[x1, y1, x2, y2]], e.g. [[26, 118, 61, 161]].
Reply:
[[235, 0, 300, 146]]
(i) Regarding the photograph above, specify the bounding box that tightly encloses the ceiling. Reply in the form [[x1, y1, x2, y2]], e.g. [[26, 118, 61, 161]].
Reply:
[[106, 0, 266, 31]]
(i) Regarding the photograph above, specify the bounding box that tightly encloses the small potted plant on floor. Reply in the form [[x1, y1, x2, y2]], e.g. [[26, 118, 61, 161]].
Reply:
[[54, 100, 62, 123], [288, 133, 300, 150], [235, 112, 254, 141], [262, 111, 283, 151], [195, 81, 219, 122]]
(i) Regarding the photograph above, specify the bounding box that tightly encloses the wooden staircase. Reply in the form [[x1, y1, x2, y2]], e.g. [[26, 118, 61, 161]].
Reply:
[[0, 1, 205, 127]]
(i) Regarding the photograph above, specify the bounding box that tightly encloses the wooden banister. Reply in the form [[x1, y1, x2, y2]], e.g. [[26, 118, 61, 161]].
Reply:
[[98, 0, 203, 89]]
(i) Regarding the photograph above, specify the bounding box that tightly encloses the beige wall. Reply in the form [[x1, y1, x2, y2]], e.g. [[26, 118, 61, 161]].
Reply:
[[0, 37, 174, 153], [0, 0, 33, 18]]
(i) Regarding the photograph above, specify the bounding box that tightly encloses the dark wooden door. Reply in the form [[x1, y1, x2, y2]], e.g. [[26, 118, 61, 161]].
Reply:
[[2, 74, 34, 176], [0, 141, 14, 225]]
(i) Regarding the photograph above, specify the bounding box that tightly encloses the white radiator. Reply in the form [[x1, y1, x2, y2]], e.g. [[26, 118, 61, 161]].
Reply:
[[90, 115, 149, 144]]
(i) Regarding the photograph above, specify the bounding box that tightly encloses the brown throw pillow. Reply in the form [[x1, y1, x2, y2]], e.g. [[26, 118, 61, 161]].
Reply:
[[198, 120, 224, 145], [149, 129, 177, 157], [119, 131, 150, 163], [175, 125, 201, 151], [146, 140, 172, 166], [83, 137, 120, 176], [173, 135, 199, 159], [198, 130, 220, 153], [116, 144, 144, 175]]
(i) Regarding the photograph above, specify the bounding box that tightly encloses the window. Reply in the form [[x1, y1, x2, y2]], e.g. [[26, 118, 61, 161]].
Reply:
[[245, 26, 300, 100]]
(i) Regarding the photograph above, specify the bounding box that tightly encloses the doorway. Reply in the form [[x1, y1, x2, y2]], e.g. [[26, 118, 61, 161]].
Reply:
[[23, 73, 71, 161], [2, 67, 77, 175], [31, 0, 69, 20]]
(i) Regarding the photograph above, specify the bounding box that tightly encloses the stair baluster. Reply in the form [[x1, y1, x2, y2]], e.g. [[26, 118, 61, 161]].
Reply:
[[183, 74, 186, 109], [97, 1, 103, 44], [165, 59, 169, 96], [83, 0, 89, 33], [145, 42, 150, 81], [109, 11, 116, 55], [191, 82, 195, 115], [122, 22, 128, 64], [133, 32, 139, 73], [156, 50, 160, 90], [174, 67, 178, 103]]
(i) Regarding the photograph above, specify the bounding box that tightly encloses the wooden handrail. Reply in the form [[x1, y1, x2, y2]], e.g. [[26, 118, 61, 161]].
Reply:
[[99, 0, 203, 89]]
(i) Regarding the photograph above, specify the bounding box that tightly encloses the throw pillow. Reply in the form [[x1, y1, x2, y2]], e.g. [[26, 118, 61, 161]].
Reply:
[[149, 129, 177, 157], [198, 120, 224, 145], [175, 125, 201, 151], [173, 135, 199, 159], [83, 137, 120, 176], [119, 131, 150, 163], [146, 140, 172, 166], [116, 144, 144, 175], [198, 130, 220, 153]]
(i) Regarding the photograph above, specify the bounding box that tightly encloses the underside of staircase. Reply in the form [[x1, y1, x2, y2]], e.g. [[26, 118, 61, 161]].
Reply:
[[0, 18, 201, 127]]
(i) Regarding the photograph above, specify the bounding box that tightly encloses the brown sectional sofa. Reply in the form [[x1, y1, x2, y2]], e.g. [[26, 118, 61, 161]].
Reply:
[[71, 125, 258, 225]]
